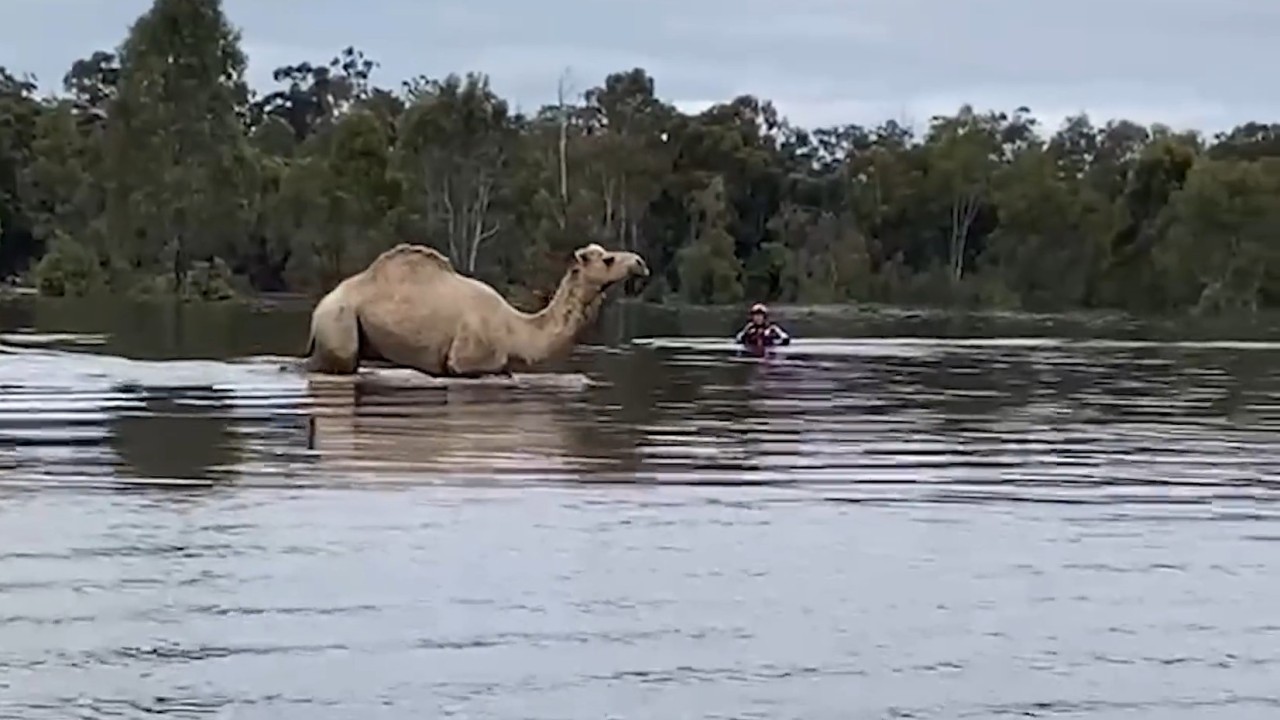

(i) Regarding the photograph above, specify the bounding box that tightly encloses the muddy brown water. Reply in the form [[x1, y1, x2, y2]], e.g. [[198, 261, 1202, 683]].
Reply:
[[0, 298, 1278, 719]]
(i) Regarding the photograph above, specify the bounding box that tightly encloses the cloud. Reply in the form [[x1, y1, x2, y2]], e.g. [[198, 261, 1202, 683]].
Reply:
[[0, 0, 1274, 134]]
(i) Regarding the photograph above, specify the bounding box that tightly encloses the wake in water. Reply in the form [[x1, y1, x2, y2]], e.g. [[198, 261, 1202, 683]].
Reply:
[[631, 335, 1280, 356], [0, 337, 600, 393], [263, 355, 600, 390], [0, 335, 607, 490], [1, 327, 1278, 500]]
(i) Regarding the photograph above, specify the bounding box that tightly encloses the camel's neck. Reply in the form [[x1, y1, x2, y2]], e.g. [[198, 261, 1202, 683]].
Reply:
[[511, 271, 602, 364]]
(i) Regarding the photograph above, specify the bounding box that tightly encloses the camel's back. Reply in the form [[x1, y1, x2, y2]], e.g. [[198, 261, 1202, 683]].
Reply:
[[357, 244, 505, 305], [361, 243, 456, 285], [352, 243, 520, 331]]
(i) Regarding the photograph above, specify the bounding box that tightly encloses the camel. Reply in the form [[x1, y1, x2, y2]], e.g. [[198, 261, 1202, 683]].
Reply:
[[303, 241, 649, 377]]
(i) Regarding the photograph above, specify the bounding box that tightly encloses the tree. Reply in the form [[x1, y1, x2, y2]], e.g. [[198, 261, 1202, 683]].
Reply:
[[0, 0, 1277, 317], [394, 73, 511, 276], [278, 108, 398, 290], [677, 175, 744, 303], [984, 144, 1107, 308], [102, 0, 254, 293], [0, 68, 41, 277], [1156, 158, 1280, 314]]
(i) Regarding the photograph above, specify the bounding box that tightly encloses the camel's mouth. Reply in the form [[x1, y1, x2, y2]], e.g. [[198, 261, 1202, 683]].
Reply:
[[602, 274, 648, 297], [595, 257, 650, 297], [625, 259, 650, 294], [622, 268, 652, 296]]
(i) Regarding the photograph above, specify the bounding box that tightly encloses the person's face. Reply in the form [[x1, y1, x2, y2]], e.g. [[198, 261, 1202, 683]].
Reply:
[[750, 311, 766, 325]]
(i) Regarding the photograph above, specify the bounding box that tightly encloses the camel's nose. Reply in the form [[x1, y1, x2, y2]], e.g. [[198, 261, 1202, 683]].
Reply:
[[632, 257, 650, 277]]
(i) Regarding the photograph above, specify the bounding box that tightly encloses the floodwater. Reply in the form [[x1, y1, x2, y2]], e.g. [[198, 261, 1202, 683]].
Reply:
[[1, 298, 1279, 719]]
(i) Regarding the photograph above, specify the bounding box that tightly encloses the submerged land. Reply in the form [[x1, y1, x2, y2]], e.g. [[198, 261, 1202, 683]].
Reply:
[[0, 0, 1277, 319]]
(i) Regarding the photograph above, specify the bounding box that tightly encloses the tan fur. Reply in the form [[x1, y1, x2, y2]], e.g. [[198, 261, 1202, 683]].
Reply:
[[303, 241, 649, 377]]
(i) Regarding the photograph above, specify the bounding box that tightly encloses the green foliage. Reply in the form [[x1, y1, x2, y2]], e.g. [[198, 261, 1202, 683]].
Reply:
[[0, 0, 1276, 315], [33, 235, 105, 297], [677, 176, 744, 303], [101, 0, 254, 284], [1154, 158, 1280, 314]]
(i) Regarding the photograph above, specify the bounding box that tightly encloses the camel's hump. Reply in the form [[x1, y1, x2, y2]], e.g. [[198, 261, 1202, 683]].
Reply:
[[368, 243, 456, 275]]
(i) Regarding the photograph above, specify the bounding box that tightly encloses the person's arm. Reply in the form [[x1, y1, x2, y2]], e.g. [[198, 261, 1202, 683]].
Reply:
[[733, 323, 750, 344], [771, 323, 791, 345]]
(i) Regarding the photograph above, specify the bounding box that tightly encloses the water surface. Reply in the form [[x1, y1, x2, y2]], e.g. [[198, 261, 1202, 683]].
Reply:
[[0, 298, 1278, 719]]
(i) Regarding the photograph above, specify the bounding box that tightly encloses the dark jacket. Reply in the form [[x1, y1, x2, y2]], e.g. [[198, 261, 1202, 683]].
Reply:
[[735, 321, 791, 347]]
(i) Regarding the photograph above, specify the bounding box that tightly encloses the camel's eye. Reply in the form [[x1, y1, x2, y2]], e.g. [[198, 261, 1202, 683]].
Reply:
[[603, 256, 616, 268]]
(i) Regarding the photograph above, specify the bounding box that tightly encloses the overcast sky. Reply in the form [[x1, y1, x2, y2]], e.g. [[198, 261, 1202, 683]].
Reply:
[[2, 0, 1276, 135]]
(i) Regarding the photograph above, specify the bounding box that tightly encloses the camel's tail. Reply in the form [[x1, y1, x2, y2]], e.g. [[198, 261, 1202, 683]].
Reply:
[[300, 332, 321, 372]]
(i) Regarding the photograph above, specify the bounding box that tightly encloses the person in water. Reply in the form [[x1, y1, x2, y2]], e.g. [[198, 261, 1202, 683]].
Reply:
[[734, 303, 791, 348]]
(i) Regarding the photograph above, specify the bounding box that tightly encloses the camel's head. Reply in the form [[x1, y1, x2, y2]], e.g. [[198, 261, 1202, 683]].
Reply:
[[571, 243, 650, 293]]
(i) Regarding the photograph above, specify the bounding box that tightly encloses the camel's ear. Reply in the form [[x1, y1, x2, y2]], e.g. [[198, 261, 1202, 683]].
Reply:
[[574, 244, 604, 265]]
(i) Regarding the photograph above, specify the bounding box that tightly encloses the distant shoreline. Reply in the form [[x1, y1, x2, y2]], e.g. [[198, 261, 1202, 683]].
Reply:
[[3, 286, 1278, 329]]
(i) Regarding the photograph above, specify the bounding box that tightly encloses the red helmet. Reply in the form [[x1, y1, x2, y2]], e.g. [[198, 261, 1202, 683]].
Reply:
[[749, 303, 768, 314]]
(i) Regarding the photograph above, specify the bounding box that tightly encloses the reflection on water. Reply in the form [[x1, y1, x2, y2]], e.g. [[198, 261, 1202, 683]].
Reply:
[[110, 386, 242, 483], [304, 379, 606, 482], [0, 298, 1279, 719]]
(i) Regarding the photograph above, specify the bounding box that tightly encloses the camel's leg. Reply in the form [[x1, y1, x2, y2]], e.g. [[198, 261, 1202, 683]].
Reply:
[[444, 328, 511, 378], [305, 292, 360, 374]]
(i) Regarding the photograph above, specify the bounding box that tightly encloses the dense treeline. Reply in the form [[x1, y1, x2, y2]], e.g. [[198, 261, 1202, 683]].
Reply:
[[0, 0, 1277, 314]]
